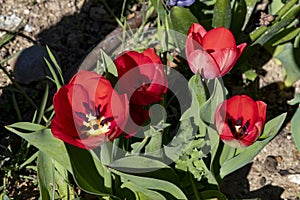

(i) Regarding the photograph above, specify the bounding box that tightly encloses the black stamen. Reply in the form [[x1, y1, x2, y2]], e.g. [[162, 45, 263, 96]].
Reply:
[[96, 104, 101, 119], [100, 117, 113, 126], [76, 112, 87, 120], [236, 117, 242, 126], [93, 124, 99, 130]]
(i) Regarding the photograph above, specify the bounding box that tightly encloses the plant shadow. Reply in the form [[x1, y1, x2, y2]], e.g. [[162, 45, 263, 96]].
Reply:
[[220, 163, 284, 200]]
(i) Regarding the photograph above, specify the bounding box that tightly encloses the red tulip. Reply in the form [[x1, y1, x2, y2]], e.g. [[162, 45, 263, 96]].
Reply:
[[51, 70, 129, 149], [186, 23, 247, 79], [214, 95, 267, 148], [114, 48, 168, 135]]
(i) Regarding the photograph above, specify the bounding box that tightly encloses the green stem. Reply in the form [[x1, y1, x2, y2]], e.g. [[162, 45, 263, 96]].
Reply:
[[189, 173, 201, 200]]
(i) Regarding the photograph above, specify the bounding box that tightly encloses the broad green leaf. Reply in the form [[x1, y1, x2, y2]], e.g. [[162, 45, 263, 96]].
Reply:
[[288, 94, 300, 105], [212, 0, 231, 28], [112, 169, 187, 200], [170, 6, 198, 35], [122, 182, 166, 200], [5, 126, 72, 172], [220, 113, 286, 178], [188, 73, 207, 127], [37, 151, 71, 200], [65, 144, 112, 196], [231, 0, 247, 36], [242, 0, 257, 30], [271, 27, 300, 46], [276, 44, 300, 87], [219, 143, 236, 166], [109, 156, 171, 172], [7, 122, 44, 132], [199, 190, 227, 200], [292, 108, 300, 152], [200, 78, 226, 124]]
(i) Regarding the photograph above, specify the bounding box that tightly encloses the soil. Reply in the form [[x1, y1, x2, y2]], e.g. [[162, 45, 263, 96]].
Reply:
[[0, 0, 300, 200]]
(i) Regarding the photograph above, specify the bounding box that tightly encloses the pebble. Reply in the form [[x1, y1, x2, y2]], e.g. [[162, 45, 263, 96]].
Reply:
[[288, 174, 300, 185], [264, 155, 278, 172], [13, 45, 60, 84]]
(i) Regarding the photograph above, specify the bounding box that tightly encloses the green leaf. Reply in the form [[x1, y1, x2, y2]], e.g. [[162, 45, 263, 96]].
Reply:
[[170, 6, 198, 35], [5, 125, 72, 173], [242, 0, 258, 30], [254, 4, 300, 46], [0, 33, 15, 48], [36, 84, 49, 124], [109, 156, 171, 172], [150, 0, 167, 21], [275, 44, 300, 87], [65, 143, 112, 195], [37, 151, 71, 200], [231, 0, 247, 36], [288, 94, 300, 105], [100, 49, 118, 77], [200, 78, 226, 124], [199, 190, 227, 200], [188, 74, 207, 127], [271, 27, 300, 46], [244, 69, 258, 81], [112, 169, 187, 200], [220, 113, 286, 178], [292, 108, 300, 152], [122, 182, 166, 200], [212, 0, 231, 28]]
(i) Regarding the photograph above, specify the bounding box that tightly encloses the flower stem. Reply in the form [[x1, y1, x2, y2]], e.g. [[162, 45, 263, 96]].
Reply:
[[189, 173, 201, 200]]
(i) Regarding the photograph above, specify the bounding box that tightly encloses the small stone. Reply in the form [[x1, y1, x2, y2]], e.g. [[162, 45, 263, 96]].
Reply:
[[260, 176, 267, 186], [13, 45, 60, 84], [264, 155, 278, 172], [288, 174, 300, 185]]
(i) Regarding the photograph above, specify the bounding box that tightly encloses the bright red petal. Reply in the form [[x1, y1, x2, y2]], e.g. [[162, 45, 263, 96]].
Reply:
[[256, 100, 267, 124], [241, 126, 260, 146], [202, 27, 236, 50], [142, 48, 162, 64], [188, 23, 207, 38], [188, 49, 220, 78], [226, 95, 258, 129]]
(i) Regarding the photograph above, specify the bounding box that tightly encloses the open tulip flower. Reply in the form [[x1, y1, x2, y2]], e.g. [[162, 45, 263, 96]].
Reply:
[[114, 48, 168, 135], [186, 23, 247, 79], [214, 95, 267, 148], [51, 70, 129, 149]]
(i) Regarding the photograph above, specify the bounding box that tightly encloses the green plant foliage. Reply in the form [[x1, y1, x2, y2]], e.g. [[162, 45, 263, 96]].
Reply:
[[219, 113, 286, 178], [37, 151, 71, 200], [170, 6, 198, 34], [212, 0, 231, 28], [5, 124, 72, 173], [292, 108, 300, 152], [276, 43, 300, 87]]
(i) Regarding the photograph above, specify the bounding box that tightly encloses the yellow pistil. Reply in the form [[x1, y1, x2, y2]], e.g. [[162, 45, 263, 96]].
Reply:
[[82, 114, 111, 137]]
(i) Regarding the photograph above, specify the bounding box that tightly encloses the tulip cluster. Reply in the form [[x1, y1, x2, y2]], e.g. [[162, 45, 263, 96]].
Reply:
[[51, 23, 266, 149], [51, 49, 167, 149]]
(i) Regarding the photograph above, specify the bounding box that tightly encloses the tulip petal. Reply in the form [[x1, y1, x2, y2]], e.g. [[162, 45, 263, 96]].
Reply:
[[256, 100, 267, 124], [241, 126, 260, 146], [202, 27, 236, 50], [209, 48, 239, 75], [188, 23, 207, 38], [188, 49, 220, 79], [142, 48, 162, 64], [226, 95, 258, 129]]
